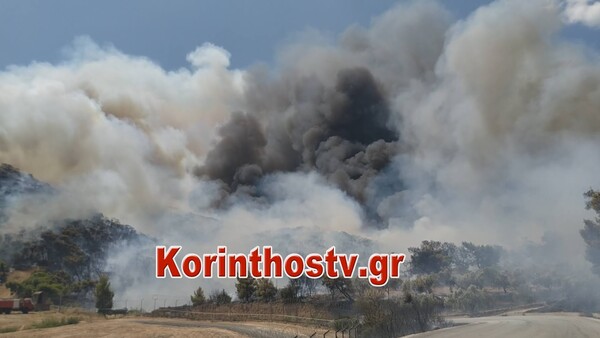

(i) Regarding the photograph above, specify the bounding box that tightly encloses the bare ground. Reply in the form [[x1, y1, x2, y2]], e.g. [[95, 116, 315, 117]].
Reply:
[[0, 312, 326, 338]]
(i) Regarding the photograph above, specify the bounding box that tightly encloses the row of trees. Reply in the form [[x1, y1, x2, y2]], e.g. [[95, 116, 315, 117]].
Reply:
[[187, 274, 443, 337], [4, 269, 114, 312], [190, 276, 310, 306], [408, 241, 503, 276], [190, 287, 232, 306], [189, 274, 379, 307], [184, 240, 508, 309], [6, 270, 94, 304]]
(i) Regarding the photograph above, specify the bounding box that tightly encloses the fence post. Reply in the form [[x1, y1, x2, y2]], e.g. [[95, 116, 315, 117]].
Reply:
[[348, 324, 358, 338]]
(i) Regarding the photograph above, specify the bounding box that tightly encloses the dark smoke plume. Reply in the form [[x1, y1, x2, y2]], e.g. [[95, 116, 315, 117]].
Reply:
[[197, 112, 266, 188], [197, 67, 399, 205]]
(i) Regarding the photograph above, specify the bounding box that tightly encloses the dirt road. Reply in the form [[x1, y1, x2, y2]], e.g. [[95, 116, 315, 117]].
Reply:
[[408, 313, 600, 338]]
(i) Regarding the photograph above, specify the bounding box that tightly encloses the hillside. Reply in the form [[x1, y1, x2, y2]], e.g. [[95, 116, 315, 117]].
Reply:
[[0, 269, 33, 298], [0, 164, 150, 305]]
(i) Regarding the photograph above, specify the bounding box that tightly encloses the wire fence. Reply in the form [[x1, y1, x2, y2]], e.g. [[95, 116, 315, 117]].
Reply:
[[48, 297, 365, 337], [151, 306, 335, 326], [148, 307, 363, 338]]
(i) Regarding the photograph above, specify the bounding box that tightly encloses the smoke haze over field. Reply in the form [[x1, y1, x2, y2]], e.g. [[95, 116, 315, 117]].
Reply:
[[2, 0, 600, 300]]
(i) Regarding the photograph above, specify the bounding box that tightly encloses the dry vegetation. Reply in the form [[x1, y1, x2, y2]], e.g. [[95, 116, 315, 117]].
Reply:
[[0, 270, 33, 298], [0, 313, 323, 338], [159, 298, 341, 321], [0, 308, 95, 333]]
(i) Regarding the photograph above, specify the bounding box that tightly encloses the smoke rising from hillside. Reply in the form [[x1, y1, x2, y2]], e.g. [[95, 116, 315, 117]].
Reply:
[[2, 0, 600, 300]]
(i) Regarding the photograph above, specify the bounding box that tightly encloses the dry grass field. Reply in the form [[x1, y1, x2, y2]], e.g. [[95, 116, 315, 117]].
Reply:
[[0, 310, 325, 337]]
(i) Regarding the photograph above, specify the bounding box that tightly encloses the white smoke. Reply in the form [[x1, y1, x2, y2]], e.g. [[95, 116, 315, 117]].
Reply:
[[564, 0, 600, 27], [0, 37, 247, 233]]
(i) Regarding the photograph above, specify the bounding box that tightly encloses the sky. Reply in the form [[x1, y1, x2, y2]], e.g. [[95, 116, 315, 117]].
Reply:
[[0, 0, 502, 70], [3, 1, 599, 70]]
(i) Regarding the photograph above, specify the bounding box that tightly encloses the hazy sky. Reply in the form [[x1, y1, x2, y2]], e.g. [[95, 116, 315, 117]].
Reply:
[[0, 0, 493, 70], [1, 1, 598, 70]]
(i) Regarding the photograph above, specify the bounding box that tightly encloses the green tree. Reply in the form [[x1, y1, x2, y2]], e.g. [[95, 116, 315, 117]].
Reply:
[[409, 241, 455, 275], [12, 215, 139, 281], [6, 270, 69, 303], [209, 289, 232, 305], [322, 276, 354, 302], [356, 288, 387, 329], [582, 189, 600, 276], [255, 279, 277, 302], [0, 260, 8, 284], [235, 277, 257, 302], [95, 275, 114, 311], [461, 242, 502, 269], [403, 275, 436, 294], [297, 274, 319, 298], [280, 279, 301, 303], [190, 286, 206, 306]]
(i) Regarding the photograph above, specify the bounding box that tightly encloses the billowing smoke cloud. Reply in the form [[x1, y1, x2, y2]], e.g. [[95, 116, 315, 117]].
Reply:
[[2, 0, 600, 302], [564, 0, 600, 27], [0, 38, 247, 231], [197, 66, 399, 205]]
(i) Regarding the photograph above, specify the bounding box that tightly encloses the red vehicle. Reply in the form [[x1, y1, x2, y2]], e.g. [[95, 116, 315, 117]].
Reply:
[[0, 298, 34, 314]]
